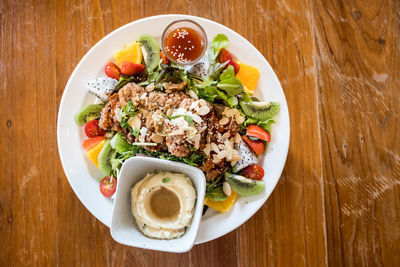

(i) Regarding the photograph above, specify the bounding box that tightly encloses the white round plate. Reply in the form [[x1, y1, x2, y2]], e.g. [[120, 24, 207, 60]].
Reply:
[[57, 14, 290, 244]]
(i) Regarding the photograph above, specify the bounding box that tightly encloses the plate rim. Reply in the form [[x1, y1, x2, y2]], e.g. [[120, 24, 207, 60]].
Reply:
[[57, 14, 290, 245]]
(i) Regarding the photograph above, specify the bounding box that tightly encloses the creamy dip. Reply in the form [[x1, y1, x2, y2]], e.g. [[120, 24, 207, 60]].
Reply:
[[131, 171, 196, 239]]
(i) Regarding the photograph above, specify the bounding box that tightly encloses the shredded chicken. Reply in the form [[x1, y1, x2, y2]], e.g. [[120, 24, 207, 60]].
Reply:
[[98, 82, 241, 180]]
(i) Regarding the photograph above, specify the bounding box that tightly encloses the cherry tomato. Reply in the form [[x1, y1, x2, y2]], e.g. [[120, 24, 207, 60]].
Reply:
[[105, 62, 121, 80], [219, 48, 240, 74], [100, 176, 117, 198], [242, 165, 265, 180], [84, 120, 106, 138], [246, 125, 271, 142], [120, 62, 145, 76], [242, 135, 265, 155], [160, 51, 170, 65], [82, 136, 104, 151]]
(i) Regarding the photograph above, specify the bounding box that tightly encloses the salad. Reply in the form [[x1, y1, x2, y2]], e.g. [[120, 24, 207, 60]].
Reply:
[[74, 32, 279, 214]]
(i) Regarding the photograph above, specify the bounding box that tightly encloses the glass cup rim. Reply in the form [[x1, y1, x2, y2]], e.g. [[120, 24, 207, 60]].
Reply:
[[161, 19, 208, 66]]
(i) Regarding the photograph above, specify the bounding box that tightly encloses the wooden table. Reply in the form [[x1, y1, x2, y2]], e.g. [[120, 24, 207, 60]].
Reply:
[[1, 0, 399, 266]]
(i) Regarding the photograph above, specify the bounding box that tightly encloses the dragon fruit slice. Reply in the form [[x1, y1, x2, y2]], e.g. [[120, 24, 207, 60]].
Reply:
[[233, 141, 258, 173], [86, 77, 118, 102], [187, 60, 209, 78]]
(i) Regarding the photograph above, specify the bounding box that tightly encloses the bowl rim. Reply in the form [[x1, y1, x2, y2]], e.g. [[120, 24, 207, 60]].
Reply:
[[110, 156, 206, 252]]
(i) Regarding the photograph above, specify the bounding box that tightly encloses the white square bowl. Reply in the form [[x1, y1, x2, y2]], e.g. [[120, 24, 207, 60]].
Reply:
[[110, 156, 206, 253]]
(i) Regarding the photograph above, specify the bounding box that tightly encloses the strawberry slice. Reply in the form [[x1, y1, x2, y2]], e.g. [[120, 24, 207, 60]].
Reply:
[[242, 135, 265, 155], [120, 62, 145, 76], [219, 48, 240, 74], [246, 125, 271, 142]]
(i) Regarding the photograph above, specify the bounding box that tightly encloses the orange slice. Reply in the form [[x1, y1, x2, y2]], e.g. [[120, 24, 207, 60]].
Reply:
[[86, 139, 106, 167], [113, 42, 142, 67], [236, 62, 260, 95], [204, 190, 238, 213]]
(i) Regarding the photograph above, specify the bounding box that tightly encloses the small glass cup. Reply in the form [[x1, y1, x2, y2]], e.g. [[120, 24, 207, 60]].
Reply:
[[161, 19, 208, 66]]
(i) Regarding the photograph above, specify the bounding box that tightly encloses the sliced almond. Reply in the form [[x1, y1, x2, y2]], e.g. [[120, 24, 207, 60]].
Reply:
[[140, 92, 147, 100], [199, 99, 208, 107], [225, 108, 236, 117], [236, 116, 245, 124], [139, 127, 148, 136], [231, 151, 241, 161], [199, 126, 207, 133], [170, 129, 184, 135], [217, 150, 228, 159], [188, 90, 198, 99], [218, 144, 225, 150], [235, 111, 241, 119], [145, 83, 155, 92], [219, 117, 229, 126], [234, 133, 242, 143], [221, 132, 230, 139], [190, 100, 199, 110], [192, 114, 203, 124], [128, 115, 141, 130], [166, 109, 173, 117], [150, 134, 163, 143], [115, 108, 122, 122], [138, 136, 145, 143], [212, 154, 221, 164], [211, 142, 220, 153], [194, 139, 200, 150], [203, 144, 211, 155], [223, 182, 231, 196], [229, 138, 235, 147], [197, 106, 210, 116], [226, 150, 233, 160]]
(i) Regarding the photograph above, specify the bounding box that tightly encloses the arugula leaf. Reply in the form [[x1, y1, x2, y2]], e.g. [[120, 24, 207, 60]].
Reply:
[[205, 186, 227, 201], [132, 129, 140, 137], [114, 76, 133, 92], [217, 66, 243, 96], [169, 115, 184, 120], [119, 101, 136, 131], [208, 34, 229, 64]]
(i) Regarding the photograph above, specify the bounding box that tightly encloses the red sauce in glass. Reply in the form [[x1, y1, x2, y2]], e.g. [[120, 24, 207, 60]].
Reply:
[[164, 27, 205, 64]]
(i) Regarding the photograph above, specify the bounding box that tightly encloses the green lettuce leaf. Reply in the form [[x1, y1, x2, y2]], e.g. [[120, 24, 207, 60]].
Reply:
[[257, 118, 276, 132], [208, 61, 229, 80], [208, 34, 229, 64], [217, 66, 243, 96]]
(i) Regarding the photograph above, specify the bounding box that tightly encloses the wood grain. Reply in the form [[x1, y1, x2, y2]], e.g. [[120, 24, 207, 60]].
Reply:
[[0, 0, 399, 266]]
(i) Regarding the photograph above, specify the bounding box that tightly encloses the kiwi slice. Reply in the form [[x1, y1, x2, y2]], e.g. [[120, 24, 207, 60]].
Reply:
[[239, 101, 280, 121], [74, 104, 104, 125], [98, 140, 114, 176], [225, 173, 265, 197], [138, 34, 160, 72]]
